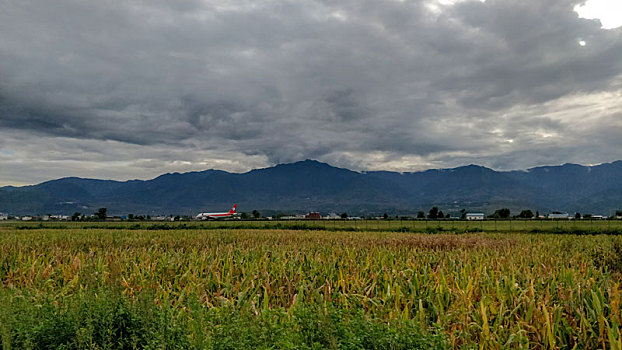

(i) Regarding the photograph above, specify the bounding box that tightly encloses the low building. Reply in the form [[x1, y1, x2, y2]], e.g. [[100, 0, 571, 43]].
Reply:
[[281, 215, 305, 220], [548, 213, 570, 219], [466, 213, 485, 220], [0, 213, 8, 220], [305, 212, 322, 220]]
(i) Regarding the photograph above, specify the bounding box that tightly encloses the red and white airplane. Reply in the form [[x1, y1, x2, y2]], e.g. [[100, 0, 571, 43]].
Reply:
[[196, 204, 238, 220]]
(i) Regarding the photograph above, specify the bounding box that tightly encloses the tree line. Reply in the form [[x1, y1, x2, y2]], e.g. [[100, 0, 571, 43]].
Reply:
[[65, 207, 622, 221]]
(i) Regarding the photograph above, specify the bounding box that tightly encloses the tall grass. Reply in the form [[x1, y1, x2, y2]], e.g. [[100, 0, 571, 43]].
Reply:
[[1, 228, 621, 348], [6, 218, 622, 234], [0, 289, 444, 350]]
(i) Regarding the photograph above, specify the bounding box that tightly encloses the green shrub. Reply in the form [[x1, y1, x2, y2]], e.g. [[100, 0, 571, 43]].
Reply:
[[0, 291, 447, 350]]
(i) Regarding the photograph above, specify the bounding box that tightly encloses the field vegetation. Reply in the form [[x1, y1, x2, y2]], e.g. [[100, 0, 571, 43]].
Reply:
[[8, 218, 622, 234], [1, 224, 622, 349]]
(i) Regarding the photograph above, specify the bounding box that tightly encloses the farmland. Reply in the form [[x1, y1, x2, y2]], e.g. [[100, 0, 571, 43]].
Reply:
[[1, 223, 622, 349], [7, 217, 622, 234]]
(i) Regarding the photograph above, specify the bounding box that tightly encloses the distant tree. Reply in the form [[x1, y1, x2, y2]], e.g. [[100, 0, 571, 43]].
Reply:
[[383, 213, 389, 219], [252, 210, 261, 219], [71, 212, 82, 221], [575, 212, 581, 219], [583, 214, 592, 219], [616, 210, 622, 217], [518, 210, 534, 219], [95, 208, 107, 220], [460, 209, 466, 220], [240, 212, 249, 220], [428, 206, 439, 219], [341, 213, 348, 219], [535, 211, 540, 219], [446, 213, 450, 218], [500, 208, 511, 218], [490, 208, 510, 219], [417, 211, 425, 219], [128, 214, 134, 220], [437, 210, 445, 219]]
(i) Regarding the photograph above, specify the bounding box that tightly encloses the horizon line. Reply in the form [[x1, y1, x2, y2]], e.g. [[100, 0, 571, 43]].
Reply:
[[2, 158, 621, 188]]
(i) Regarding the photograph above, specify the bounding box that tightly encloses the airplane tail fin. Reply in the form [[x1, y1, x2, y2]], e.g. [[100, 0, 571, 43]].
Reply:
[[229, 204, 237, 214]]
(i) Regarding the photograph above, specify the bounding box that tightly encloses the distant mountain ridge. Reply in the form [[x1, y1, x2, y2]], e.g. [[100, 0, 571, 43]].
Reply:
[[2, 159, 622, 216]]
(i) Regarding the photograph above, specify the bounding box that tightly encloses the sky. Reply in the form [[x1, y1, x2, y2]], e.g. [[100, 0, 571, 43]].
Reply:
[[1, 0, 621, 186]]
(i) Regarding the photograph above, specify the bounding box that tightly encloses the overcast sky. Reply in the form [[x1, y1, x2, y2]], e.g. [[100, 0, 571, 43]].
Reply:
[[1, 0, 621, 186]]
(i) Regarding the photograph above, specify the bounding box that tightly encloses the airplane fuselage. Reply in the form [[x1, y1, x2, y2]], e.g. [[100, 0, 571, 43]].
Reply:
[[196, 204, 237, 220]]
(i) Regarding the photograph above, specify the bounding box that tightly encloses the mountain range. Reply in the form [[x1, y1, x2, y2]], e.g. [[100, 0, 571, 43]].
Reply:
[[2, 160, 621, 216]]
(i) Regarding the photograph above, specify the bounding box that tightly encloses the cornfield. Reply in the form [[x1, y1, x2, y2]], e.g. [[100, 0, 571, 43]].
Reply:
[[1, 227, 622, 349]]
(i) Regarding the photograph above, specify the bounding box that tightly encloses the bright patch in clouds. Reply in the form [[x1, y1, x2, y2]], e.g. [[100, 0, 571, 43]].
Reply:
[[426, 0, 484, 15], [575, 0, 622, 29]]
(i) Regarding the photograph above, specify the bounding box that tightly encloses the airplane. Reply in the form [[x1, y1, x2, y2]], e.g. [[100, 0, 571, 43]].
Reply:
[[196, 204, 238, 220]]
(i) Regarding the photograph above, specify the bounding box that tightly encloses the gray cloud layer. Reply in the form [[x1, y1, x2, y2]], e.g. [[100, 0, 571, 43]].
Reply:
[[1, 0, 621, 185]]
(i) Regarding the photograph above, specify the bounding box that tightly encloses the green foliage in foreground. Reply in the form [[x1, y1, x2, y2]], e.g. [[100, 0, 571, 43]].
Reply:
[[2, 228, 622, 348], [0, 290, 447, 350]]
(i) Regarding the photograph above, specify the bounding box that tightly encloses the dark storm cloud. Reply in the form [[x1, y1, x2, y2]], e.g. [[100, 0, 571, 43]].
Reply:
[[429, 1, 622, 103], [1, 0, 621, 184]]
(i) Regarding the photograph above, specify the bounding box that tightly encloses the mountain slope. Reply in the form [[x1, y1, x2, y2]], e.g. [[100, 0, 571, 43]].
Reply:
[[1, 159, 621, 215]]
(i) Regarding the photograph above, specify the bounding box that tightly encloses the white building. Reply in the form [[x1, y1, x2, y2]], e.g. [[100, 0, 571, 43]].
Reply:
[[466, 213, 485, 220], [548, 213, 570, 219], [0, 213, 8, 220], [281, 215, 305, 220]]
